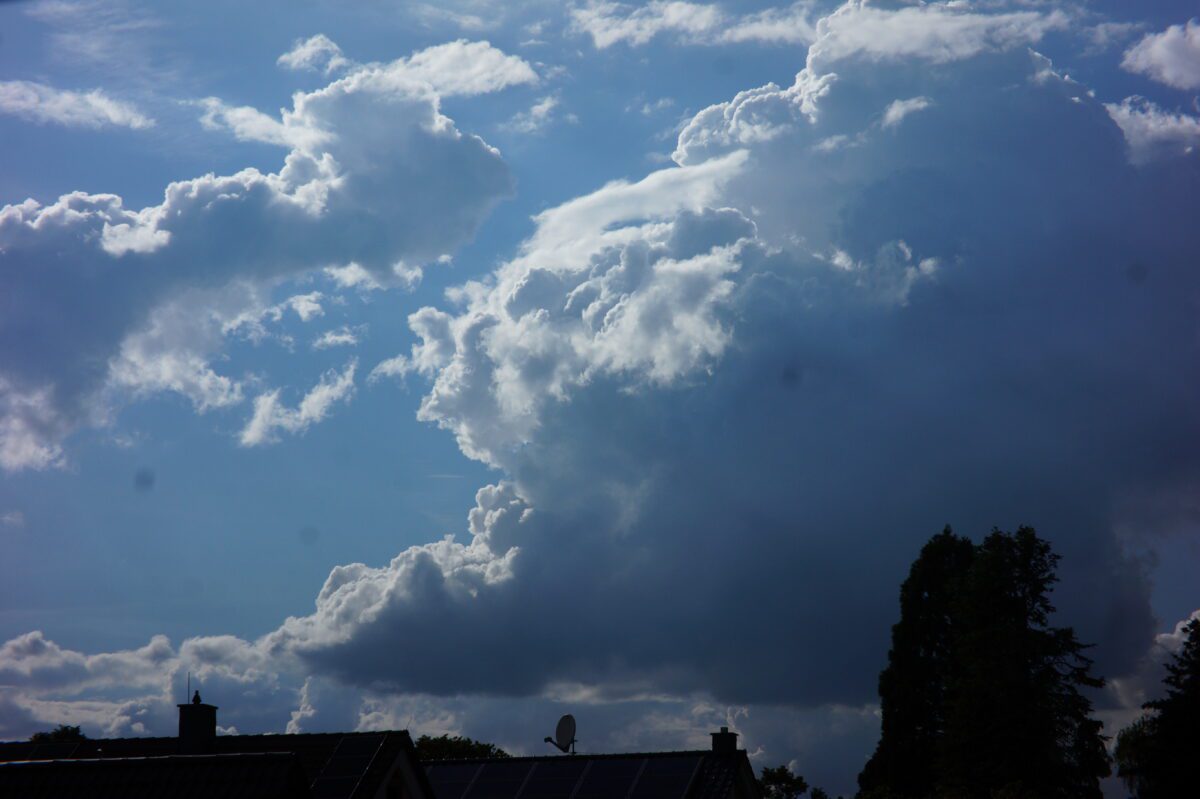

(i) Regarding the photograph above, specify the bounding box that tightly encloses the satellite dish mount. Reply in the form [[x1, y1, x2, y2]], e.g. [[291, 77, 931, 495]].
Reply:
[[544, 714, 576, 754]]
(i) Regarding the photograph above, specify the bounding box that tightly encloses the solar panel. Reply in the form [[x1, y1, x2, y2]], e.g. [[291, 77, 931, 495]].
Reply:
[[628, 755, 702, 799], [515, 757, 588, 798], [310, 774, 361, 799], [426, 763, 484, 799], [464, 760, 534, 799], [328, 736, 384, 757], [572, 757, 643, 799]]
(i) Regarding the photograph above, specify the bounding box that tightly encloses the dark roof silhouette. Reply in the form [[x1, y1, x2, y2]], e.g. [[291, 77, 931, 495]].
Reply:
[[423, 749, 760, 799], [0, 730, 432, 799], [0, 752, 311, 799]]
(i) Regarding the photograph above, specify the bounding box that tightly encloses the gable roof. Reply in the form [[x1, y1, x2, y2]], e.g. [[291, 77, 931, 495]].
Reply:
[[0, 730, 433, 799], [0, 752, 312, 799], [423, 749, 760, 799]]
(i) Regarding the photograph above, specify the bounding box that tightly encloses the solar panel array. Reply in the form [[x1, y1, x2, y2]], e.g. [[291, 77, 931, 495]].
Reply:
[[425, 754, 706, 799], [0, 730, 411, 799], [310, 734, 385, 799]]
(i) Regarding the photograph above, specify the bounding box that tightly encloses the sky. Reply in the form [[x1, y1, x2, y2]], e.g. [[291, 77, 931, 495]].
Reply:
[[1, 0, 1199, 794]]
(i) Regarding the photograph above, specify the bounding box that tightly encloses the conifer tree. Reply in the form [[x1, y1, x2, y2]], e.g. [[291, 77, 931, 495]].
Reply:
[[859, 526, 1110, 798], [1115, 617, 1200, 797], [858, 527, 974, 798], [937, 527, 1108, 798]]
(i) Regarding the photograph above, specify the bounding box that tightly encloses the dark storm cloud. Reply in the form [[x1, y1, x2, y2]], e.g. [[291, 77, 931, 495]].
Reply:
[[275, 46, 1198, 708]]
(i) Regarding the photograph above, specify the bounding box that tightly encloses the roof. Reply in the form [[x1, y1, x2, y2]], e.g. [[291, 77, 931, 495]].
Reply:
[[422, 750, 759, 799], [0, 752, 312, 799], [0, 730, 431, 799]]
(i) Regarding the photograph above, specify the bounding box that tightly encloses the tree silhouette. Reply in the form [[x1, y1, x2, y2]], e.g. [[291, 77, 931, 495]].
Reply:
[[937, 527, 1108, 798], [414, 733, 509, 760], [859, 526, 1109, 798], [29, 724, 87, 743], [858, 527, 974, 798], [759, 764, 808, 799], [1114, 617, 1200, 797]]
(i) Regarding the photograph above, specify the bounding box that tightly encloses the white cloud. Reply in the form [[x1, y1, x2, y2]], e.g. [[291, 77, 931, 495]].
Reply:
[[718, 3, 816, 45], [571, 1, 817, 48], [1122, 19, 1200, 90], [1, 38, 520, 469], [221, 290, 326, 345], [669, 0, 1066, 167], [398, 39, 538, 97], [410, 4, 494, 33], [107, 314, 245, 413], [571, 1, 723, 48], [239, 360, 357, 446], [0, 80, 153, 129], [277, 34, 351, 75], [1105, 96, 1200, 164], [881, 96, 932, 128], [502, 94, 561, 134], [0, 631, 172, 695], [312, 326, 361, 350], [284, 292, 325, 322], [198, 97, 325, 150], [672, 71, 834, 165], [1, 510, 25, 528], [571, 0, 1062, 56], [0, 379, 68, 473], [204, 40, 538, 152], [804, 1, 1068, 70]]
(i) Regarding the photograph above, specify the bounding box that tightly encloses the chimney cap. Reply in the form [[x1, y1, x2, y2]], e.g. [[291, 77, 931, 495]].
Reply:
[[192, 690, 202, 705]]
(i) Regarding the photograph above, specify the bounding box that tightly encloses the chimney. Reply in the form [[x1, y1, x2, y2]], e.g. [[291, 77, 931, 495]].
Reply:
[[178, 690, 217, 753], [710, 726, 738, 755]]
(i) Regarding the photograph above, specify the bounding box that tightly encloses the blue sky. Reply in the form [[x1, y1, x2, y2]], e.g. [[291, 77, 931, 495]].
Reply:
[[1, 0, 1199, 794]]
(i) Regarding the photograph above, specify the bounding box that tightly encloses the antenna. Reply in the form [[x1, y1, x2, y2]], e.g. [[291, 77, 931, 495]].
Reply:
[[187, 671, 190, 703], [544, 714, 576, 754]]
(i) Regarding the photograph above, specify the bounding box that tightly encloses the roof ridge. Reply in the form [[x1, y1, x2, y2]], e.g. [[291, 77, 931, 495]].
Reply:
[[0, 729, 410, 746], [0, 752, 299, 764], [421, 748, 719, 763]]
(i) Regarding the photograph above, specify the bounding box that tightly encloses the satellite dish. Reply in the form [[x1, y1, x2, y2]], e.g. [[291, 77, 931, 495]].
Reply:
[[543, 714, 576, 754]]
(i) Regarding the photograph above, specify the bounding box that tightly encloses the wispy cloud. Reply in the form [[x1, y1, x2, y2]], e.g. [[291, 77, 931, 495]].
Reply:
[[881, 96, 932, 129], [312, 326, 362, 351], [26, 0, 170, 85], [502, 94, 570, 134], [571, 0, 817, 49], [0, 80, 153, 130], [239, 361, 358, 447]]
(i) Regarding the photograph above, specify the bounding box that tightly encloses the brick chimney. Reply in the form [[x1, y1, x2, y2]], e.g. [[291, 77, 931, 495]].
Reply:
[[710, 726, 738, 755], [178, 690, 217, 753]]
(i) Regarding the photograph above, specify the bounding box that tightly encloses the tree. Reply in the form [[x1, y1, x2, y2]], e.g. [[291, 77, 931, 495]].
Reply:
[[938, 527, 1109, 798], [858, 527, 975, 798], [1114, 617, 1200, 797], [859, 526, 1110, 799], [414, 733, 509, 760], [1113, 717, 1154, 795], [29, 724, 87, 743], [759, 764, 808, 799]]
